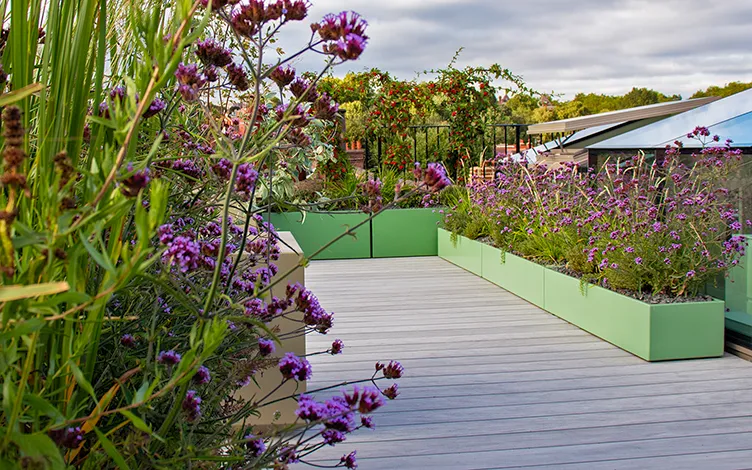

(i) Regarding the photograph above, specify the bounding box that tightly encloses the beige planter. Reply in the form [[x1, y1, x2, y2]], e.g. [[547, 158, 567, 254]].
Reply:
[[234, 231, 305, 427]]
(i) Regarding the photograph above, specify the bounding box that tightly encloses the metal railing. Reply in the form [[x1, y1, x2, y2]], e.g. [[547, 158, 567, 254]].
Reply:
[[360, 123, 540, 171]]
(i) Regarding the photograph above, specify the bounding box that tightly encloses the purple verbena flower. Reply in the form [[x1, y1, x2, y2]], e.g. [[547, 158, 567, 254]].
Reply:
[[157, 350, 182, 365], [194, 366, 211, 385], [120, 334, 137, 348], [258, 338, 275, 356], [331, 339, 344, 355], [279, 352, 312, 381], [245, 434, 266, 458], [195, 38, 233, 67], [182, 390, 202, 422], [341, 451, 358, 469]]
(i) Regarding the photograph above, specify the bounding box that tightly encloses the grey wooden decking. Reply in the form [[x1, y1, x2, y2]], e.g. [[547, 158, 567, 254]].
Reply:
[[304, 257, 752, 470]]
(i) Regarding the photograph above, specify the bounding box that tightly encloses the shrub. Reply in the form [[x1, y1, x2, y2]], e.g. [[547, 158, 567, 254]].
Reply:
[[445, 130, 747, 298]]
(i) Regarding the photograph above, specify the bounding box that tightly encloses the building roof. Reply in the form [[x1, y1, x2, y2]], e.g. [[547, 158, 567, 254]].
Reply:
[[589, 88, 752, 149], [526, 97, 718, 135]]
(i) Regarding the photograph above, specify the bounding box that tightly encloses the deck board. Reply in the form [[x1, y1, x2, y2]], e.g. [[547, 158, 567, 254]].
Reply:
[[301, 257, 752, 469]]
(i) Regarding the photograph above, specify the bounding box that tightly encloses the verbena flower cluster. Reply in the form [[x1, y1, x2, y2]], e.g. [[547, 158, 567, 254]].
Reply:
[[445, 131, 747, 297], [1, 0, 411, 467]]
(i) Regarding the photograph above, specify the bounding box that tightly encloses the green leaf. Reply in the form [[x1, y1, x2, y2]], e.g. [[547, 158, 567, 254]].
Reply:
[[119, 410, 164, 442], [68, 360, 97, 403], [148, 179, 169, 231], [79, 233, 116, 275], [23, 394, 66, 424], [12, 432, 65, 470], [0, 282, 70, 302], [87, 114, 118, 129], [94, 427, 131, 470], [0, 318, 44, 342], [0, 83, 43, 107], [133, 380, 154, 404], [0, 343, 18, 375]]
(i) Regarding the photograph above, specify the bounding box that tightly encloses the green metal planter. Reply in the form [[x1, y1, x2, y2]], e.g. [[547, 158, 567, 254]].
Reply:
[[267, 212, 370, 260], [544, 270, 724, 361], [437, 228, 483, 276], [372, 208, 443, 258], [438, 230, 725, 361], [481, 244, 546, 308], [268, 209, 443, 260]]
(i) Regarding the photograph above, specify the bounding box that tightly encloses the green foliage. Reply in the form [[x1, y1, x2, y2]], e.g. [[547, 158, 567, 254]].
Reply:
[[691, 81, 752, 99]]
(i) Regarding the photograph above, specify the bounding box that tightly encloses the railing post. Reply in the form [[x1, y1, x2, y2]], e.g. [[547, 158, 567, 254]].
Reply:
[[377, 137, 382, 168], [412, 127, 417, 163], [364, 138, 370, 172], [515, 126, 521, 154]]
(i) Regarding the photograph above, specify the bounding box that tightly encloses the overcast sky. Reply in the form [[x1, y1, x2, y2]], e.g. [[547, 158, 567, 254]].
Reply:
[[276, 0, 752, 99]]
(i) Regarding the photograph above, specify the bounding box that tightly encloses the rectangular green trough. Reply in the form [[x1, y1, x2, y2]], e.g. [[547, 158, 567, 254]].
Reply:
[[438, 228, 725, 361], [267, 208, 443, 260], [267, 212, 370, 260]]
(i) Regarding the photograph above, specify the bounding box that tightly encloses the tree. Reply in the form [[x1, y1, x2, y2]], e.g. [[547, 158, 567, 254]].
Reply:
[[691, 81, 752, 99]]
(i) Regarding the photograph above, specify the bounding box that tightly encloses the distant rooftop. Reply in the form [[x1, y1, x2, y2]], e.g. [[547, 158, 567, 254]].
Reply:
[[526, 97, 718, 135], [589, 88, 752, 149]]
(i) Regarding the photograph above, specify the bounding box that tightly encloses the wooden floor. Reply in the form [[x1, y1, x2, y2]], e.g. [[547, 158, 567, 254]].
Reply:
[[304, 257, 752, 470]]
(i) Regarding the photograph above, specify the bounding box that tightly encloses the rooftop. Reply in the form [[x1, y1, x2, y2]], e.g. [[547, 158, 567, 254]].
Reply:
[[590, 88, 752, 150], [526, 97, 718, 135], [304, 257, 752, 469]]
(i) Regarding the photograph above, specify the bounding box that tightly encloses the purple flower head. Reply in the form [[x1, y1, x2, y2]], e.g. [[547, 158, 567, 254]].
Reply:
[[289, 77, 318, 101], [687, 270, 696, 279], [245, 298, 271, 322], [120, 163, 150, 198], [322, 428, 346, 445], [422, 163, 451, 192], [381, 360, 404, 379], [182, 390, 202, 422], [278, 446, 299, 464], [226, 62, 249, 91], [143, 98, 167, 118], [258, 338, 275, 356], [283, 0, 309, 21], [313, 92, 340, 120], [158, 224, 174, 244], [175, 63, 206, 101], [49, 427, 84, 449], [120, 334, 137, 348], [162, 236, 201, 273], [245, 434, 266, 457], [270, 65, 296, 87], [109, 86, 126, 103], [296, 395, 328, 421], [211, 158, 233, 179], [327, 32, 368, 61], [279, 352, 312, 381], [275, 103, 309, 127], [358, 386, 384, 413], [383, 383, 399, 400], [157, 350, 182, 366], [195, 38, 233, 67], [331, 339, 344, 355], [341, 451, 358, 470], [203, 64, 219, 82], [171, 158, 204, 180], [235, 162, 258, 198], [315, 11, 368, 41], [360, 416, 375, 429], [194, 365, 211, 385]]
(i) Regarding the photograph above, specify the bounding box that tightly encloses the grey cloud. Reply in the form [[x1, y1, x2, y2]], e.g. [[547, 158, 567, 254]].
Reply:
[[273, 0, 752, 97]]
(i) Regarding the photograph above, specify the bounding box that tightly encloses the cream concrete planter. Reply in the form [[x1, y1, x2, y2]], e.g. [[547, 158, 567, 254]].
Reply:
[[234, 231, 305, 426]]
